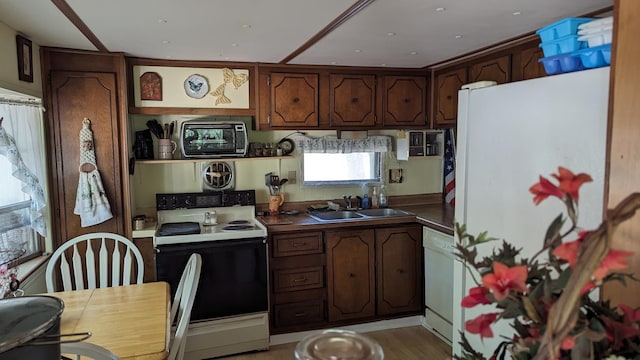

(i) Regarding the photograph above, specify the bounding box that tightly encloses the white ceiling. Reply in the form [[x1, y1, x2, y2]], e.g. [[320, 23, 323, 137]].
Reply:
[[0, 0, 612, 68]]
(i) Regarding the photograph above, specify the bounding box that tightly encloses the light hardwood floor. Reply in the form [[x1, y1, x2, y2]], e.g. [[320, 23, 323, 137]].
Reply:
[[220, 326, 452, 359]]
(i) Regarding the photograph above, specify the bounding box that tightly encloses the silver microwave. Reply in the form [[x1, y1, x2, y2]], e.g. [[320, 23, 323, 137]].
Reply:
[[180, 120, 248, 158]]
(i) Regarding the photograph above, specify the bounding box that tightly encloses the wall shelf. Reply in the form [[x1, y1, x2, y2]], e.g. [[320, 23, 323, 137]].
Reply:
[[135, 156, 292, 164]]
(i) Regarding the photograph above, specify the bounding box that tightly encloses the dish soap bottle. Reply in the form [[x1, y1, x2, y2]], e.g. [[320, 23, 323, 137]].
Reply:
[[361, 194, 370, 209], [371, 187, 379, 209], [379, 185, 388, 208]]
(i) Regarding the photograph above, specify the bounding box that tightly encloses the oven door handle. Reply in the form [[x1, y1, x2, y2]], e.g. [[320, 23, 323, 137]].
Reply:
[[155, 237, 266, 253]]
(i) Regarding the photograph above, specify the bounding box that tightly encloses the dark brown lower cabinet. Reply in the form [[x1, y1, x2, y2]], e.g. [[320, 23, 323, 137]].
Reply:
[[269, 231, 327, 333], [376, 225, 422, 315], [270, 225, 423, 333], [133, 237, 157, 282], [326, 225, 423, 322], [326, 229, 376, 322]]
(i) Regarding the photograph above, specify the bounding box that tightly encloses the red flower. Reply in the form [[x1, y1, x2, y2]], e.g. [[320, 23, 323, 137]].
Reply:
[[593, 249, 634, 281], [552, 231, 590, 267], [465, 313, 499, 340], [560, 335, 575, 350], [529, 176, 564, 205], [461, 286, 492, 308], [551, 167, 592, 203], [619, 304, 640, 323], [482, 262, 528, 301]]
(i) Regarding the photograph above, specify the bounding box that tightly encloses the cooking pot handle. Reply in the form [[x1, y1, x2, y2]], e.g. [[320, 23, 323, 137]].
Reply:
[[27, 331, 92, 345]]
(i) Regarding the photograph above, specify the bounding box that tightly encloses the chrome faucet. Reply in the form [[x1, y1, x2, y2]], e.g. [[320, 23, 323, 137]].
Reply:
[[343, 195, 355, 210]]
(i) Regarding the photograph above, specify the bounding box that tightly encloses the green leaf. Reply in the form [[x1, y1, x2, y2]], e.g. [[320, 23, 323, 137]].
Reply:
[[544, 213, 565, 249]]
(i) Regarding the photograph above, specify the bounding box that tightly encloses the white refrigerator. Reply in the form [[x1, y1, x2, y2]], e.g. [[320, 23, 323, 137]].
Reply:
[[452, 67, 610, 357]]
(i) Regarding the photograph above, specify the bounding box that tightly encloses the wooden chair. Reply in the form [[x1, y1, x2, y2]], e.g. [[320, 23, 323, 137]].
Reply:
[[61, 342, 120, 360], [168, 253, 202, 360], [45, 232, 144, 292]]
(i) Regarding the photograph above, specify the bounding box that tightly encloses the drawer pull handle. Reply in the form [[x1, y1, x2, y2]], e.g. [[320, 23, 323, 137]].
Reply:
[[294, 312, 307, 317], [292, 242, 306, 247], [349, 273, 356, 278], [397, 268, 406, 274], [293, 277, 307, 283]]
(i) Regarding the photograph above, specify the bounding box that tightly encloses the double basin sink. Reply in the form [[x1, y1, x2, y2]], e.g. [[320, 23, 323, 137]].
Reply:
[[307, 208, 413, 222]]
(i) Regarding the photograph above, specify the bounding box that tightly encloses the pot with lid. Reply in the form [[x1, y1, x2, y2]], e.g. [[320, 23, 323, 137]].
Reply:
[[0, 296, 65, 359]]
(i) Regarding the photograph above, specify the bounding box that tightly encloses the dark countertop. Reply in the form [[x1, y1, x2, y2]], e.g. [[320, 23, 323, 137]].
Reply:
[[257, 203, 454, 235]]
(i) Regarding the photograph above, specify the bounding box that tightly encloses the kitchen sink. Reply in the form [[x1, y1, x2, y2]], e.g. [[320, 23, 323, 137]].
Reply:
[[356, 208, 413, 217], [307, 211, 364, 221], [307, 208, 414, 221]]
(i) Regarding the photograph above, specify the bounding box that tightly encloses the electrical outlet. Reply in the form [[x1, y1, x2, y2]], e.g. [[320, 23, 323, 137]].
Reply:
[[389, 168, 403, 183], [288, 170, 297, 184]]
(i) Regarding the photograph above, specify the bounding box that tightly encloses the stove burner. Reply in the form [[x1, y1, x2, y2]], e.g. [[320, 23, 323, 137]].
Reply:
[[228, 220, 251, 225], [222, 224, 256, 231], [158, 222, 201, 236]]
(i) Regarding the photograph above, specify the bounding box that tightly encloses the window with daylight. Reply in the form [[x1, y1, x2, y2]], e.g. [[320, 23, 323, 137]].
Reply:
[[303, 152, 382, 185], [0, 155, 39, 266], [0, 91, 47, 267], [298, 135, 391, 185]]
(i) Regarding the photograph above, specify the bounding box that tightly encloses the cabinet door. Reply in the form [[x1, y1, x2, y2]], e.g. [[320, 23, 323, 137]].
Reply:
[[434, 68, 467, 128], [383, 76, 427, 127], [133, 237, 156, 282], [269, 73, 319, 128], [376, 225, 422, 316], [514, 46, 546, 81], [329, 74, 376, 127], [469, 55, 511, 84], [49, 71, 125, 244], [326, 229, 375, 322]]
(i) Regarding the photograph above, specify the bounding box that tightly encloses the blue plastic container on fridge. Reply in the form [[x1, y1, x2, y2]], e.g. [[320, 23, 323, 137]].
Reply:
[[539, 35, 586, 57], [539, 53, 584, 75], [572, 43, 612, 68], [536, 17, 593, 42]]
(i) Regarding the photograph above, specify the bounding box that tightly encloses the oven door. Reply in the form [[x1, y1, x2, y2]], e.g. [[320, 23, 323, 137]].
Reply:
[[155, 237, 268, 322]]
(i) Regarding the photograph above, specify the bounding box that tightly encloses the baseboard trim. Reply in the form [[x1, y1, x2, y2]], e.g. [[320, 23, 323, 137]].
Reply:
[[270, 315, 423, 346]]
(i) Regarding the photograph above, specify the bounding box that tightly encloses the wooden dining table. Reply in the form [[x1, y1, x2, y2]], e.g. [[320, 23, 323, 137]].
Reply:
[[47, 282, 171, 360]]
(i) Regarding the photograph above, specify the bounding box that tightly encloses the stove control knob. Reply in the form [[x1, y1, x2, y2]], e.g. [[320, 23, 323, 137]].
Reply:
[[184, 197, 193, 207]]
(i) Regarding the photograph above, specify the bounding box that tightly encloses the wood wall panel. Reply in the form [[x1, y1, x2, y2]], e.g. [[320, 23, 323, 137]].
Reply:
[[603, 0, 640, 307]]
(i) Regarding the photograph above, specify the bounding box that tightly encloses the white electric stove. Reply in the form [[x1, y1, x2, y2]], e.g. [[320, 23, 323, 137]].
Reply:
[[154, 190, 270, 359]]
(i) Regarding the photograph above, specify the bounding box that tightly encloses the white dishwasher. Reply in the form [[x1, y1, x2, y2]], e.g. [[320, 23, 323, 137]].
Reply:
[[422, 226, 455, 344]]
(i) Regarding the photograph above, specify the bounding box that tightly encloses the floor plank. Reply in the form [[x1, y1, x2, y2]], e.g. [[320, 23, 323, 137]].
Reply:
[[219, 326, 451, 359]]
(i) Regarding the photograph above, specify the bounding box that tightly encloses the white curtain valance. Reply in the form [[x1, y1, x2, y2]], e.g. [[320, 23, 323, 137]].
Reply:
[[297, 136, 392, 154]]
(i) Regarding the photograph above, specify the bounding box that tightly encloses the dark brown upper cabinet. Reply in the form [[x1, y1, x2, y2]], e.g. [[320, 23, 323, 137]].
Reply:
[[469, 55, 511, 84], [329, 74, 376, 127], [512, 42, 547, 81], [269, 73, 319, 128], [383, 75, 427, 127], [434, 67, 467, 128]]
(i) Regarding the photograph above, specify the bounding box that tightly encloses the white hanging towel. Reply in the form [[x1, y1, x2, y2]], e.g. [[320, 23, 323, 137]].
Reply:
[[73, 118, 113, 227]]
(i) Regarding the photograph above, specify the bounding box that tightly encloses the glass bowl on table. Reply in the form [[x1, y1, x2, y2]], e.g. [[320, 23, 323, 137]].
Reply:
[[294, 329, 384, 360]]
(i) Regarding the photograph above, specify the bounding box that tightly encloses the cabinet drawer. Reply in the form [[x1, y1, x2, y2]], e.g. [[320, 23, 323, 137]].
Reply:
[[272, 232, 323, 257], [273, 266, 324, 292], [274, 301, 325, 327]]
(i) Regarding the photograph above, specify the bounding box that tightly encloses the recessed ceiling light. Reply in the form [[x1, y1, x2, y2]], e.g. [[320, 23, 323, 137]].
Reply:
[[455, 35, 463, 39], [409, 51, 418, 55], [242, 24, 251, 29], [354, 49, 362, 53], [161, 40, 170, 44], [331, 61, 337, 65], [381, 63, 387, 67], [387, 32, 396, 36], [231, 43, 239, 47], [224, 57, 230, 60], [513, 11, 521, 16], [165, 55, 172, 59], [436, 7, 446, 12], [157, 19, 168, 24]]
